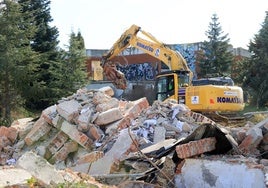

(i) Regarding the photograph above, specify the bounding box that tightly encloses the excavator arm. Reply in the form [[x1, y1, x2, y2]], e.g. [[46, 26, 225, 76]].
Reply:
[[101, 24, 193, 89]]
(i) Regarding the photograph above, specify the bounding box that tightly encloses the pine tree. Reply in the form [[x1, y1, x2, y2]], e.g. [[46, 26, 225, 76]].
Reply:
[[242, 11, 268, 108], [198, 14, 234, 78], [58, 31, 87, 95], [0, 0, 37, 124], [18, 0, 61, 109]]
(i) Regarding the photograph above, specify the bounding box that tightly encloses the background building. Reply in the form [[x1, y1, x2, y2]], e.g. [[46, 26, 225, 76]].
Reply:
[[86, 43, 251, 82]]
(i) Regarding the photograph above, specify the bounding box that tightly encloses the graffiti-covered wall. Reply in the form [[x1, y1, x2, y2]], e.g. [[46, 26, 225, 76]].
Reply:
[[86, 43, 203, 81], [171, 43, 202, 80], [115, 43, 202, 81], [117, 62, 158, 81]]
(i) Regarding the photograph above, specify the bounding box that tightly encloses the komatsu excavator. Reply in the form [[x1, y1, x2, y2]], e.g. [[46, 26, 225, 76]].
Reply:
[[101, 24, 244, 113]]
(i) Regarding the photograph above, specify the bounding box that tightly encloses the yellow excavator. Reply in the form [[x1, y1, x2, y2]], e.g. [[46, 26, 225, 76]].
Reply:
[[101, 24, 244, 113]]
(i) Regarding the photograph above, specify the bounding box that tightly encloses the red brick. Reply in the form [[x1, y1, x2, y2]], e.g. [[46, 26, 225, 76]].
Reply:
[[0, 126, 18, 143], [24, 117, 52, 146], [176, 137, 217, 159], [86, 124, 102, 141], [116, 117, 131, 130], [0, 136, 11, 151], [60, 121, 93, 149], [77, 151, 104, 164], [175, 160, 185, 174], [49, 141, 78, 164], [124, 97, 149, 119], [46, 131, 69, 157]]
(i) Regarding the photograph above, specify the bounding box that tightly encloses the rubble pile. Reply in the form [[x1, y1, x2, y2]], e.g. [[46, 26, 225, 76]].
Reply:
[[0, 86, 268, 187]]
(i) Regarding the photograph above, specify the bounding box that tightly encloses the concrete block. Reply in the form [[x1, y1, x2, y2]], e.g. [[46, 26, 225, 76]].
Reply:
[[77, 106, 93, 131], [42, 105, 57, 124], [96, 98, 119, 112], [92, 91, 111, 105], [52, 114, 65, 129], [10, 118, 34, 139], [239, 127, 263, 154], [98, 86, 114, 97], [153, 126, 166, 144], [57, 99, 81, 122], [94, 107, 123, 126]]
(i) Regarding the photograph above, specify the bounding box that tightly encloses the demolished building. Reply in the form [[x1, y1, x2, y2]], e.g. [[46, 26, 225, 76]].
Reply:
[[0, 86, 268, 187]]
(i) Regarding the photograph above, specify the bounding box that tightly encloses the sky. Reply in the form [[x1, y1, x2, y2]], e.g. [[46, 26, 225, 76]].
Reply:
[[50, 0, 268, 50]]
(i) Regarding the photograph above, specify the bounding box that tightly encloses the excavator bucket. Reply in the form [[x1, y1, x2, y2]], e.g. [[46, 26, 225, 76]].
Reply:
[[102, 61, 127, 90]]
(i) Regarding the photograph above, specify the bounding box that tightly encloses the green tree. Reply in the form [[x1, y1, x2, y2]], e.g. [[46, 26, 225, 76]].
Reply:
[[58, 31, 87, 95], [0, 0, 37, 124], [18, 0, 61, 109], [198, 14, 234, 78], [242, 11, 268, 108]]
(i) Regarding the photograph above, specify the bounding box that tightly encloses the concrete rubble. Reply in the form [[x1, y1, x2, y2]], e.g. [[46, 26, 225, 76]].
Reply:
[[0, 86, 268, 187]]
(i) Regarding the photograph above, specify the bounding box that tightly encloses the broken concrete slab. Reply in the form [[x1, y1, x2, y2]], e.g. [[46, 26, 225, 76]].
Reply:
[[0, 166, 32, 187], [17, 151, 65, 185], [88, 129, 135, 175], [175, 157, 266, 188]]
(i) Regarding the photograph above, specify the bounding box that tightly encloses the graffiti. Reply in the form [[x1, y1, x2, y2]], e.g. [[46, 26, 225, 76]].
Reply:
[[117, 62, 157, 81], [174, 44, 198, 80], [114, 43, 200, 81]]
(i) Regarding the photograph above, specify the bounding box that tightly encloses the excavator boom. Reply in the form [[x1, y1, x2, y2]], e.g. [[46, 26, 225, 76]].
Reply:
[[100, 24, 244, 113], [101, 24, 193, 89]]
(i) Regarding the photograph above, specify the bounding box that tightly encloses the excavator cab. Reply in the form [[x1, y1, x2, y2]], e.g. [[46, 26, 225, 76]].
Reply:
[[155, 70, 191, 102]]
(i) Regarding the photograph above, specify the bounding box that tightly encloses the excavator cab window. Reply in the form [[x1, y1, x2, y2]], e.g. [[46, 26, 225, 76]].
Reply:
[[178, 73, 190, 87], [155, 74, 176, 101]]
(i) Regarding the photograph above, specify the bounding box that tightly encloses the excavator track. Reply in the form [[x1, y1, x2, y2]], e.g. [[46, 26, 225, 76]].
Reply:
[[201, 112, 247, 126]]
